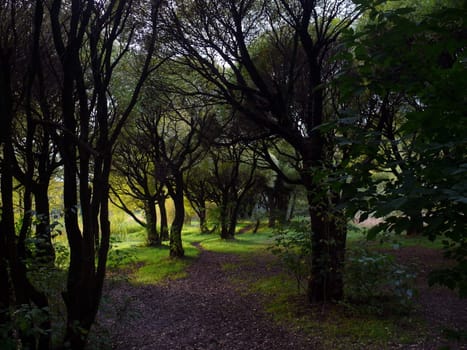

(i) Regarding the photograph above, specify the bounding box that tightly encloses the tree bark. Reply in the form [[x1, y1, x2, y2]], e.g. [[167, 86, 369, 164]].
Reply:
[[159, 195, 169, 241], [302, 161, 347, 303], [168, 173, 185, 257], [144, 199, 160, 246], [307, 199, 347, 303], [407, 210, 423, 236], [198, 206, 209, 233], [34, 182, 55, 264]]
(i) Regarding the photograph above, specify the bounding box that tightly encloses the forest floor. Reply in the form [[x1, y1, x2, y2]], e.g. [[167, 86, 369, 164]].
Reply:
[[92, 237, 467, 350]]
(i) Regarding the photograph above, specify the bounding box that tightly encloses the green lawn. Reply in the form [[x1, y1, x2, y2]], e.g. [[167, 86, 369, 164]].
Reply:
[[107, 229, 199, 285]]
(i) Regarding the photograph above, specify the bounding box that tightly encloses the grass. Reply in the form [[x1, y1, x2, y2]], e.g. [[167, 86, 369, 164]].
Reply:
[[249, 273, 424, 349], [107, 229, 199, 285], [346, 222, 444, 250], [182, 222, 274, 254]]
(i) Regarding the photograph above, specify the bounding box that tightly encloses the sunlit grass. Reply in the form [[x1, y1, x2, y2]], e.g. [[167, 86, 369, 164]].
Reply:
[[182, 223, 274, 254], [108, 228, 200, 285]]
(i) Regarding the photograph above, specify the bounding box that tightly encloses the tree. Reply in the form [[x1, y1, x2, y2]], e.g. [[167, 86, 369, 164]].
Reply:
[[166, 0, 366, 302], [0, 1, 52, 347], [46, 0, 161, 347], [136, 83, 213, 257], [206, 142, 259, 239], [111, 127, 166, 246], [184, 159, 213, 233]]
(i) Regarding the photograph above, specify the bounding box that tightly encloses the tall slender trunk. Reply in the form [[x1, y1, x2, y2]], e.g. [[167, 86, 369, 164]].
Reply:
[[0, 58, 50, 349]]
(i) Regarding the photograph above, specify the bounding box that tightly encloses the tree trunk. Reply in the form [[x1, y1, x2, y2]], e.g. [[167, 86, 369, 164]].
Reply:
[[268, 204, 276, 228], [219, 204, 235, 240], [144, 199, 160, 246], [1, 58, 51, 348], [159, 196, 169, 241], [219, 204, 234, 239], [303, 175, 347, 303], [286, 191, 296, 222], [34, 182, 55, 264], [407, 210, 423, 236], [168, 174, 185, 257], [227, 216, 238, 239], [199, 207, 208, 233]]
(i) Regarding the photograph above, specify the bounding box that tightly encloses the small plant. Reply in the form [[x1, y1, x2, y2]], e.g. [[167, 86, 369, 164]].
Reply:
[[107, 239, 136, 270], [270, 221, 312, 292], [344, 247, 417, 315]]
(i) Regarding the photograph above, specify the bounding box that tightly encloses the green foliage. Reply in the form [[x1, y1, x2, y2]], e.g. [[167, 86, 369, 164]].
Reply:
[[339, 1, 467, 296], [344, 247, 417, 315], [0, 304, 51, 350], [270, 221, 312, 292], [15, 305, 50, 344]]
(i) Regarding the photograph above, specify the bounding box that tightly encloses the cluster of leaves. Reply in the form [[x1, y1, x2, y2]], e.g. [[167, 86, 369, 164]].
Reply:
[[270, 221, 312, 292], [344, 247, 417, 315]]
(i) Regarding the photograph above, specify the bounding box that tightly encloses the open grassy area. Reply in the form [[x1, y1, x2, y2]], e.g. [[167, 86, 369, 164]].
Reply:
[[107, 229, 199, 285]]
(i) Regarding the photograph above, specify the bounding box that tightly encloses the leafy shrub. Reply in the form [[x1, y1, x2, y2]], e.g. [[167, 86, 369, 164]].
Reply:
[[344, 247, 417, 315], [270, 221, 312, 292]]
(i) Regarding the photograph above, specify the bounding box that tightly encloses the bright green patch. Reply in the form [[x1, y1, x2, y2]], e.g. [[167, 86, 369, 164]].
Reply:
[[199, 232, 273, 254], [108, 229, 200, 285]]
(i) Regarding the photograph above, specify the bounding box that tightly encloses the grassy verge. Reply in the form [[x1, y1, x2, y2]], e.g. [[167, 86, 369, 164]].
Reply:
[[250, 274, 425, 349], [107, 229, 200, 285]]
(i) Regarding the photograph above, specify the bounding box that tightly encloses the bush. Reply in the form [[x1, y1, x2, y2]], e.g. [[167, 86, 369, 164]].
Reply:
[[270, 221, 312, 292], [344, 247, 417, 315]]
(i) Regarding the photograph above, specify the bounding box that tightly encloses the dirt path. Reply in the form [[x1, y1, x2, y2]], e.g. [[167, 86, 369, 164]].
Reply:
[[95, 244, 313, 350], [93, 244, 467, 350]]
